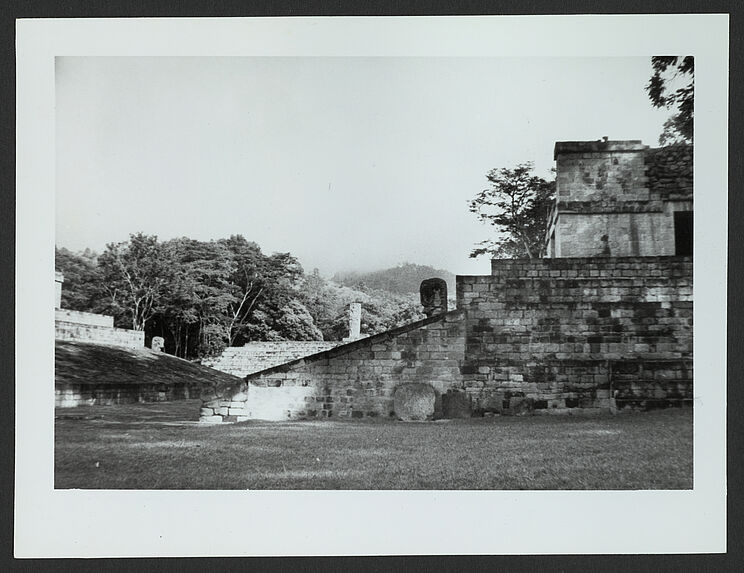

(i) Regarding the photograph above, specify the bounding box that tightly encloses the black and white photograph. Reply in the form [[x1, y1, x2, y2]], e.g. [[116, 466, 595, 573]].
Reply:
[[15, 15, 728, 557]]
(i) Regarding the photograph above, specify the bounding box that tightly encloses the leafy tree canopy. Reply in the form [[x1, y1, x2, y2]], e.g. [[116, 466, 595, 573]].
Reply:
[[646, 56, 694, 145], [55, 235, 427, 359], [97, 233, 174, 331], [55, 247, 104, 312], [469, 162, 555, 260]]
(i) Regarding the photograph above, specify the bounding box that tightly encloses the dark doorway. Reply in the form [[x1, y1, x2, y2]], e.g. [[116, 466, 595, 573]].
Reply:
[[674, 211, 693, 256]]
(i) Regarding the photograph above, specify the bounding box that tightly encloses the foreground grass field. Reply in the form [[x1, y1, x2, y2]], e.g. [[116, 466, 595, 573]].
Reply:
[[55, 400, 692, 490]]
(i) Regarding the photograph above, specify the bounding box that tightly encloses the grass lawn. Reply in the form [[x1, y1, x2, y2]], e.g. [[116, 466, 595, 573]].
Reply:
[[55, 400, 692, 490]]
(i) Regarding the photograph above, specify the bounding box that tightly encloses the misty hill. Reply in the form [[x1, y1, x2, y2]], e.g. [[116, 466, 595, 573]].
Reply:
[[332, 263, 455, 295]]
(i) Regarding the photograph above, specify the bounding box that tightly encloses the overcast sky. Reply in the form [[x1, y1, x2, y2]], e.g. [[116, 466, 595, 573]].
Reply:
[[56, 56, 672, 276]]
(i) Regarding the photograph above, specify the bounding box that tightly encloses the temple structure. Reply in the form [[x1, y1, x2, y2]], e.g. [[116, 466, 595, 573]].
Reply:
[[200, 139, 693, 423], [546, 139, 692, 258]]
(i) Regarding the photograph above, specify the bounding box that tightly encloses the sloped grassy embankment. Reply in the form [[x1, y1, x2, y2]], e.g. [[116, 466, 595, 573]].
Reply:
[[55, 340, 243, 406]]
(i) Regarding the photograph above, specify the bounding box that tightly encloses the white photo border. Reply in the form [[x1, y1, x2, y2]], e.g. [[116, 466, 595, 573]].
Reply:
[[15, 15, 728, 557]]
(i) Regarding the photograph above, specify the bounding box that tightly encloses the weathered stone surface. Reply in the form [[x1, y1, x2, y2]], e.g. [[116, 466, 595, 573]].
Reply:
[[548, 140, 692, 258], [199, 415, 223, 424], [442, 389, 472, 418], [420, 278, 448, 318], [55, 319, 144, 349], [66, 140, 694, 421], [204, 310, 466, 422], [203, 341, 340, 377], [151, 336, 165, 352], [461, 257, 692, 414], [343, 302, 362, 341], [393, 383, 436, 421], [510, 398, 533, 416]]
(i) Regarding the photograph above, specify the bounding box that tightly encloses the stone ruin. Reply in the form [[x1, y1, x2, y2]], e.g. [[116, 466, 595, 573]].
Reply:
[[546, 139, 692, 258], [54, 272, 144, 349], [419, 278, 447, 318], [342, 302, 363, 342], [198, 139, 693, 423], [204, 302, 368, 378]]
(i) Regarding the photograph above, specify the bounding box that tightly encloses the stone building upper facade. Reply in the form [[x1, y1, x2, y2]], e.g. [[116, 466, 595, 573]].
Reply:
[[545, 139, 693, 258]]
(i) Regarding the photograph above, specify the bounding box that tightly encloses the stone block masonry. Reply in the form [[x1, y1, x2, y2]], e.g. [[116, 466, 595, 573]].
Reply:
[[55, 309, 144, 349], [55, 308, 114, 328], [555, 211, 675, 258], [203, 341, 340, 378], [457, 256, 692, 414], [205, 256, 692, 422], [548, 140, 692, 258], [201, 310, 467, 422], [555, 140, 650, 204], [53, 277, 144, 349], [203, 137, 694, 422]]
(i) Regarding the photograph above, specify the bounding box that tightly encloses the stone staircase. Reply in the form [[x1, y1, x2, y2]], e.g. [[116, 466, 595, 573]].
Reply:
[[203, 341, 340, 378]]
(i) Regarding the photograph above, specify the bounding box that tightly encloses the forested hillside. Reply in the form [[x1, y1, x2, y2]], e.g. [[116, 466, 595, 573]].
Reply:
[[332, 263, 455, 294], [55, 234, 433, 360]]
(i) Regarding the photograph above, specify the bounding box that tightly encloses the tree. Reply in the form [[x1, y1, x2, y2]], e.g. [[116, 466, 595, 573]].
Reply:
[[220, 239, 309, 345], [646, 56, 694, 145], [469, 163, 555, 259], [215, 235, 267, 346], [54, 247, 105, 312], [160, 237, 235, 357], [299, 268, 342, 339], [97, 233, 174, 331], [274, 300, 324, 340]]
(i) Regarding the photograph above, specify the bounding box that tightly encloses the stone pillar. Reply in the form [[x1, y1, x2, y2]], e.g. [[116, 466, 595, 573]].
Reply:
[[55, 271, 64, 309], [420, 278, 448, 318], [151, 336, 165, 352], [343, 302, 362, 342]]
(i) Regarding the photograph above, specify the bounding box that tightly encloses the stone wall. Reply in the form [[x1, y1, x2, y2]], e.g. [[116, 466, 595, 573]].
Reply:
[[55, 381, 203, 408], [54, 308, 144, 348], [457, 256, 692, 414], [200, 310, 466, 422], [55, 321, 144, 349], [548, 140, 693, 258], [555, 140, 650, 204], [555, 211, 675, 257], [55, 309, 114, 327], [645, 143, 693, 200], [203, 341, 341, 377], [203, 257, 693, 422]]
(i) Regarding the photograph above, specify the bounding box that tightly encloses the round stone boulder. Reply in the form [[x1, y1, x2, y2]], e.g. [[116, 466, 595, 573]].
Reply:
[[393, 383, 436, 421]]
